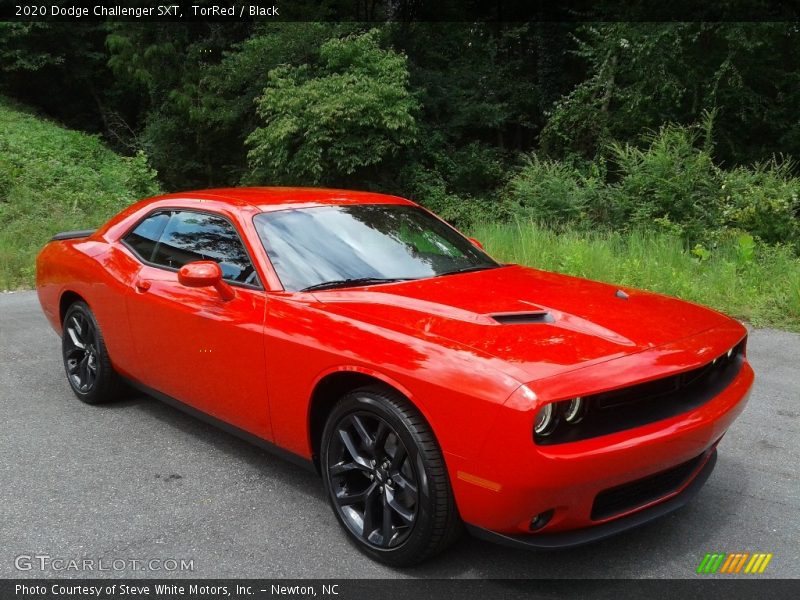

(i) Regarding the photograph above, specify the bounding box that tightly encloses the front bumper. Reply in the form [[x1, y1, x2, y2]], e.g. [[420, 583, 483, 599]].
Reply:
[[445, 323, 753, 539], [466, 448, 717, 549]]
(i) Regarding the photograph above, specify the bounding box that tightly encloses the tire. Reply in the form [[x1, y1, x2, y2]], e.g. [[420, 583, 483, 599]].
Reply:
[[320, 386, 461, 566], [61, 301, 122, 404]]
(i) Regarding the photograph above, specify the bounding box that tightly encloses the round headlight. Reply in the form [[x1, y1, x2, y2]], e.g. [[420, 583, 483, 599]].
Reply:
[[563, 397, 585, 423], [534, 404, 556, 436]]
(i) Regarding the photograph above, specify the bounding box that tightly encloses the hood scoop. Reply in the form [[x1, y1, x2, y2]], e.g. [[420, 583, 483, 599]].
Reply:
[[491, 311, 555, 325]]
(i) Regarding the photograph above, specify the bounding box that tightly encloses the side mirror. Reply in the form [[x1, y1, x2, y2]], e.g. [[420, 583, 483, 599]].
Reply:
[[468, 237, 484, 250], [178, 261, 235, 301]]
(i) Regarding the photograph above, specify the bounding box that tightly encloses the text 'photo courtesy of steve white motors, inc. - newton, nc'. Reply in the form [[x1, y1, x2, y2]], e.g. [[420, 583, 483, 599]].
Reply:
[[14, 583, 339, 597], [13, 4, 281, 18]]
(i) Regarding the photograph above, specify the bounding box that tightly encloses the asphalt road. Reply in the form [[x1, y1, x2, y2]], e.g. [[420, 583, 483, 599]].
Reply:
[[0, 290, 798, 579]]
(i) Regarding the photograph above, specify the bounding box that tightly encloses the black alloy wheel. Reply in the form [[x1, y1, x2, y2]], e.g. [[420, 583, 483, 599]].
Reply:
[[62, 301, 122, 404], [321, 387, 461, 566], [327, 411, 419, 548], [64, 309, 98, 393]]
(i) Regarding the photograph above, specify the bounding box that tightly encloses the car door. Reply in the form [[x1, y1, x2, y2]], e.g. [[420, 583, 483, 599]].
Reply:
[[122, 208, 272, 440]]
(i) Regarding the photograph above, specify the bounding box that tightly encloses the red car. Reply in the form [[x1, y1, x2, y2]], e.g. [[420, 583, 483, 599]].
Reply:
[[36, 187, 753, 566]]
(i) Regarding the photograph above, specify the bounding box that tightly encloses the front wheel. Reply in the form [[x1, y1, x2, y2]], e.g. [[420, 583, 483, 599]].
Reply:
[[321, 386, 461, 566], [62, 301, 122, 404]]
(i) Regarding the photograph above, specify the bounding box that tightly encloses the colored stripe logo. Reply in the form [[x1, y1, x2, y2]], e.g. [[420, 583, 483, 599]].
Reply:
[[696, 552, 773, 574]]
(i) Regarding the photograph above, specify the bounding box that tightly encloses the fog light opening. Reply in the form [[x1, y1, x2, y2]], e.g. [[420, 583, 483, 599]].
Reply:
[[529, 509, 555, 532]]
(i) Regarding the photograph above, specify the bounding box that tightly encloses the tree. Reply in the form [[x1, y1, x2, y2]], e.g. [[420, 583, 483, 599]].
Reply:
[[541, 22, 800, 166], [245, 30, 418, 186]]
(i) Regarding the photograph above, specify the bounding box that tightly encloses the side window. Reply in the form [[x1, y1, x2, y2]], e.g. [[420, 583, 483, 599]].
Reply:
[[150, 211, 258, 285], [123, 212, 170, 262]]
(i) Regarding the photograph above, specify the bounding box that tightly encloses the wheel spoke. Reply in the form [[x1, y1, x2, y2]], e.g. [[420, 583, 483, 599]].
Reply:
[[389, 444, 407, 471], [361, 483, 380, 538], [381, 493, 395, 543], [335, 481, 376, 507], [66, 325, 85, 350], [373, 422, 389, 456], [386, 486, 415, 524], [392, 472, 418, 502], [329, 460, 370, 476], [73, 315, 84, 337], [77, 355, 90, 388], [338, 429, 371, 469], [351, 415, 373, 448]]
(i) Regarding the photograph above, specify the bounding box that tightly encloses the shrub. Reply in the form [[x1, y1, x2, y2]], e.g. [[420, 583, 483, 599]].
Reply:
[[720, 159, 800, 250], [606, 122, 721, 241], [504, 154, 604, 226]]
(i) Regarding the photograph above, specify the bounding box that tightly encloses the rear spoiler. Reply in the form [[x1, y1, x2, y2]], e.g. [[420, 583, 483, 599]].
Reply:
[[50, 229, 96, 241]]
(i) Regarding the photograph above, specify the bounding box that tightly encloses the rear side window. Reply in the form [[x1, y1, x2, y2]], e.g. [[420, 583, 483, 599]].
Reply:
[[123, 210, 259, 286], [124, 212, 169, 261]]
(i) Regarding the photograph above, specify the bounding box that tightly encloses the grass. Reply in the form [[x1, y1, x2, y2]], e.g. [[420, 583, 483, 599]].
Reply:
[[471, 221, 800, 332], [0, 97, 159, 289]]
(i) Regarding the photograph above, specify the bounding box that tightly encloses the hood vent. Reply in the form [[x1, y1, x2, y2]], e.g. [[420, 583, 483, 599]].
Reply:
[[491, 311, 555, 325]]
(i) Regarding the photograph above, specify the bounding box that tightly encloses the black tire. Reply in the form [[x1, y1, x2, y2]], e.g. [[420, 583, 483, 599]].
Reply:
[[320, 386, 461, 566], [61, 301, 122, 404]]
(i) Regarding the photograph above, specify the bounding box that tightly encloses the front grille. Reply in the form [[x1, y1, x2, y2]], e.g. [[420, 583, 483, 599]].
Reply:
[[591, 451, 707, 520], [535, 337, 747, 445]]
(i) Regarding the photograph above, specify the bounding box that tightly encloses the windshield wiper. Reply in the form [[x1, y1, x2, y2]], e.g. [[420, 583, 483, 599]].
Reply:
[[438, 264, 502, 277], [301, 277, 413, 292]]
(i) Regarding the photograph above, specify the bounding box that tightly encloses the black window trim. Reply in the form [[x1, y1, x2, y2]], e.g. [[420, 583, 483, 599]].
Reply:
[[120, 206, 265, 291]]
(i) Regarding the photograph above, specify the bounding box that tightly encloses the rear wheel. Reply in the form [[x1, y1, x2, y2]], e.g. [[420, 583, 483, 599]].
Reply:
[[62, 301, 122, 404], [321, 386, 461, 566]]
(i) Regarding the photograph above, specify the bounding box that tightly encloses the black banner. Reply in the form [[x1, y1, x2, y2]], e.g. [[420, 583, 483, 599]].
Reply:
[[2, 0, 800, 23], [2, 579, 800, 600]]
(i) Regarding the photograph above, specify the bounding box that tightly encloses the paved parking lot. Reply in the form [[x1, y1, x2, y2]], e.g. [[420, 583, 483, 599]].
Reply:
[[0, 291, 797, 578]]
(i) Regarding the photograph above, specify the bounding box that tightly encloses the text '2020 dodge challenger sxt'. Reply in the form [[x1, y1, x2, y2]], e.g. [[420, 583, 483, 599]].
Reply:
[[36, 187, 753, 566]]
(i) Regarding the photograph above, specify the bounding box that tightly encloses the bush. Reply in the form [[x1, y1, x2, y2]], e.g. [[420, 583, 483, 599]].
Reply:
[[398, 139, 514, 227], [721, 159, 800, 249], [509, 118, 800, 253], [0, 98, 159, 288], [605, 121, 721, 241], [504, 154, 604, 226]]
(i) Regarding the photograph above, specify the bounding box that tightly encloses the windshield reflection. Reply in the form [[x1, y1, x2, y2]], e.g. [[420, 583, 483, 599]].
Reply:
[[253, 204, 498, 292]]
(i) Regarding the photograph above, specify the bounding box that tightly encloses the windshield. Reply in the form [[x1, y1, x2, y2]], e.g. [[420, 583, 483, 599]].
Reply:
[[253, 204, 499, 292]]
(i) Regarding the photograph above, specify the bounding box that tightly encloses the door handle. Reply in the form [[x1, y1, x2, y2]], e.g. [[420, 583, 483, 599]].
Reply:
[[135, 278, 151, 292]]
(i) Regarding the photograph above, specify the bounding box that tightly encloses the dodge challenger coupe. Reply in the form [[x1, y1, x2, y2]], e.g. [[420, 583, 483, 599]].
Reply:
[[36, 187, 754, 566]]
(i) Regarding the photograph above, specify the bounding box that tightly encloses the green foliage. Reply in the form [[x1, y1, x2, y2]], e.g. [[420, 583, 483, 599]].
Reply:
[[503, 155, 604, 225], [471, 221, 800, 332], [0, 99, 159, 289], [541, 23, 800, 165], [720, 159, 800, 248], [246, 30, 418, 185], [605, 119, 721, 241], [398, 139, 512, 226], [506, 118, 800, 250]]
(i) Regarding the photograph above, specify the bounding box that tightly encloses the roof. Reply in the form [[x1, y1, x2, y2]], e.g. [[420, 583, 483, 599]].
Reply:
[[151, 187, 416, 212]]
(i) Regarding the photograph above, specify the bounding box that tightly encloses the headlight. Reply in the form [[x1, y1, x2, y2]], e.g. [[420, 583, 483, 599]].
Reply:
[[534, 403, 557, 436], [563, 397, 585, 423]]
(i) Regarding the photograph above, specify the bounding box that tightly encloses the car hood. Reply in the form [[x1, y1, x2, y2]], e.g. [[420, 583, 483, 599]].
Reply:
[[311, 265, 731, 382]]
